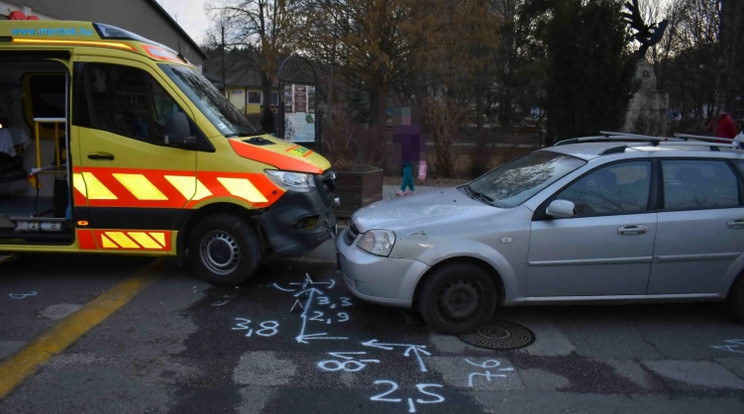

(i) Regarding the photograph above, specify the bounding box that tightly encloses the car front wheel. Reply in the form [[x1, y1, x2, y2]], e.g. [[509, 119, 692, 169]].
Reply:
[[418, 262, 497, 335], [189, 214, 262, 286]]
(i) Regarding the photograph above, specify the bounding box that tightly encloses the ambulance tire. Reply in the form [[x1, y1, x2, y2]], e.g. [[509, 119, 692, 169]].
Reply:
[[189, 214, 262, 286]]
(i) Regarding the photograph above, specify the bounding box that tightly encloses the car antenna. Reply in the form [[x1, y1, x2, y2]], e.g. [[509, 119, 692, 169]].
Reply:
[[177, 40, 186, 61]]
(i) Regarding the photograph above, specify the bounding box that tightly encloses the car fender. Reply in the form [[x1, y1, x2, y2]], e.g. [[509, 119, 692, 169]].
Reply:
[[721, 251, 744, 296], [413, 237, 525, 306]]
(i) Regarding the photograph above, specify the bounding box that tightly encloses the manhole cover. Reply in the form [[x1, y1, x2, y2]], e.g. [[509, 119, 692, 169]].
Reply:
[[458, 320, 535, 350]]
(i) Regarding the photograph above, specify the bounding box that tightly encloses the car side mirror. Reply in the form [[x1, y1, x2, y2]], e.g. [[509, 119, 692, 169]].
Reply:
[[545, 199, 576, 218], [165, 112, 197, 147]]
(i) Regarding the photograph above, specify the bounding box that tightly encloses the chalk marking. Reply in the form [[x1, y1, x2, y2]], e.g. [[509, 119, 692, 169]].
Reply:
[[290, 299, 304, 312], [231, 318, 280, 337], [272, 283, 295, 292], [468, 371, 509, 387], [0, 258, 163, 399], [293, 285, 349, 343], [712, 339, 744, 354], [416, 383, 445, 403], [362, 339, 431, 372], [464, 358, 514, 387], [295, 314, 348, 344], [317, 352, 380, 372], [371, 381, 445, 413], [327, 351, 375, 360], [295, 287, 325, 299], [274, 277, 336, 293], [211, 294, 235, 307], [371, 380, 402, 402], [9, 291, 37, 300]]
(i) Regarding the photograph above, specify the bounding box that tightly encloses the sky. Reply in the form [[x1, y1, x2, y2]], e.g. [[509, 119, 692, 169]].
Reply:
[[157, 0, 212, 45], [156, 0, 676, 47]]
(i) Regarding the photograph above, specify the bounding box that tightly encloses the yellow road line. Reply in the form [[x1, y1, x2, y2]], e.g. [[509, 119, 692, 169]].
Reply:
[[0, 258, 164, 399]]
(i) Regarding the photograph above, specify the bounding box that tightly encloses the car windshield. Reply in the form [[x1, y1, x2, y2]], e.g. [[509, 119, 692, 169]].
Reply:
[[466, 150, 585, 207], [160, 64, 261, 137]]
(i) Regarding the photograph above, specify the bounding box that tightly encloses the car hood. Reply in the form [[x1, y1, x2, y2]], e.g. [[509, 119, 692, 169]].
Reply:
[[352, 186, 503, 232]]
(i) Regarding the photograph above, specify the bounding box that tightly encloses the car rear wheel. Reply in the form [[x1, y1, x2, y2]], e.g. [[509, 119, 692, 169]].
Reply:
[[418, 262, 497, 335], [727, 274, 744, 323], [189, 214, 262, 286]]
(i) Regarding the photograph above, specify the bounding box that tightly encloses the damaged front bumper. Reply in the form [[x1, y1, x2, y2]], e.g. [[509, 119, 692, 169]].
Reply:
[[257, 171, 337, 256]]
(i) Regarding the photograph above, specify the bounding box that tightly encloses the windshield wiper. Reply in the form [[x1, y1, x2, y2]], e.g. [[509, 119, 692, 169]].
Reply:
[[463, 184, 494, 204]]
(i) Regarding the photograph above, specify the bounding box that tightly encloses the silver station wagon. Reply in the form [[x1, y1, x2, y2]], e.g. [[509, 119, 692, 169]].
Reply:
[[336, 133, 744, 334]]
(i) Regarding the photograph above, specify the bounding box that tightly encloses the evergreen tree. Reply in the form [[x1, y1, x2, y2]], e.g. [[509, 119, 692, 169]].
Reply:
[[542, 0, 633, 143]]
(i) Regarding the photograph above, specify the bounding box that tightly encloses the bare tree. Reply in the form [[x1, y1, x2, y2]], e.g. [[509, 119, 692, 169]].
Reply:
[[655, 0, 721, 124], [720, 0, 744, 118], [309, 0, 440, 128], [206, 0, 305, 130]]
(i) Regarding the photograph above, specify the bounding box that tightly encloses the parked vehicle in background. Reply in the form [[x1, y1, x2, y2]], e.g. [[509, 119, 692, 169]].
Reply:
[[0, 21, 337, 285], [337, 132, 744, 334]]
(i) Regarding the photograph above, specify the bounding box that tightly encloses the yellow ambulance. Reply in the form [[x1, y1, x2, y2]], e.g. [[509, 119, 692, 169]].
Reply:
[[0, 21, 337, 285]]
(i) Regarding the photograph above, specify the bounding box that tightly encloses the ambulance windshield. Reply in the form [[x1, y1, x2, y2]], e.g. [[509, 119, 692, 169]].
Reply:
[[160, 64, 261, 137]]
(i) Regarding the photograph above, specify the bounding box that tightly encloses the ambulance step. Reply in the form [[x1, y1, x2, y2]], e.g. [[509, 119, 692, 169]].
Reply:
[[0, 254, 17, 264]]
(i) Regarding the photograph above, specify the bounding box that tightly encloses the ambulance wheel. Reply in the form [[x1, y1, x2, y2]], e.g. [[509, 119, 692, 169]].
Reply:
[[189, 214, 261, 286]]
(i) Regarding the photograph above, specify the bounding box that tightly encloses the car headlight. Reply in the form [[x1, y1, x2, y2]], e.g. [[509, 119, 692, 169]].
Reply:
[[266, 170, 315, 192], [357, 230, 396, 257]]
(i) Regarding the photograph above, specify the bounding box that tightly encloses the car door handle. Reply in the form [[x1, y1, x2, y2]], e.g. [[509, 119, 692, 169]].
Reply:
[[88, 152, 115, 160], [728, 219, 744, 229], [617, 225, 647, 235]]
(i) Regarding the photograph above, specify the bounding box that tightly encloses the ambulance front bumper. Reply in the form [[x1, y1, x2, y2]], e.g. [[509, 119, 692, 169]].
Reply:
[[257, 189, 337, 257]]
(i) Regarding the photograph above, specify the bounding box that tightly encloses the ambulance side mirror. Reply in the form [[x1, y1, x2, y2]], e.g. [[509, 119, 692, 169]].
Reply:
[[165, 112, 197, 147]]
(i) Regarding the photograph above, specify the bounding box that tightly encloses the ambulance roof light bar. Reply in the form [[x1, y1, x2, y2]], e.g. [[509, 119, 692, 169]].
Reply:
[[93, 23, 187, 64], [93, 23, 153, 44]]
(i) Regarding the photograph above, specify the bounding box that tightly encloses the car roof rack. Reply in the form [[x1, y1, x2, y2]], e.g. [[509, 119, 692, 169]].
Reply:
[[555, 131, 671, 146], [670, 133, 741, 151], [673, 133, 734, 143], [555, 131, 742, 152]]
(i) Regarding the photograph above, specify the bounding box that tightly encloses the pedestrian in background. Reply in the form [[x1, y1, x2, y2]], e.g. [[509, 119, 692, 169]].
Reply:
[[707, 107, 737, 140], [392, 107, 424, 196]]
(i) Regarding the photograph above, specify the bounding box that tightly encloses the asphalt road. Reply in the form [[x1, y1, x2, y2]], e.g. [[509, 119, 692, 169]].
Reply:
[[1, 244, 744, 413]]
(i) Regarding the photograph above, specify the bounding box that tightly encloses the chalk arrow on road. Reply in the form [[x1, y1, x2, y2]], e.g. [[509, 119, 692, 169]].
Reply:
[[361, 339, 431, 372]]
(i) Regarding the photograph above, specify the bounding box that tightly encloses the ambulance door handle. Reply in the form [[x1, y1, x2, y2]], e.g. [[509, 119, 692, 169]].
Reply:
[[88, 152, 115, 161]]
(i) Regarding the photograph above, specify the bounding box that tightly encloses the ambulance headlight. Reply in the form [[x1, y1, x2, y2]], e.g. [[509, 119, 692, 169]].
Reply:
[[266, 170, 315, 192]]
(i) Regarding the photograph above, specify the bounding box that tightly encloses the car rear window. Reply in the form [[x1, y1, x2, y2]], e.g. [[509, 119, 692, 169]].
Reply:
[[663, 160, 739, 210]]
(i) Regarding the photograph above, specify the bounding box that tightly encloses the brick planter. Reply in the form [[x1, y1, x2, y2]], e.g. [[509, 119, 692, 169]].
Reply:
[[332, 167, 383, 218]]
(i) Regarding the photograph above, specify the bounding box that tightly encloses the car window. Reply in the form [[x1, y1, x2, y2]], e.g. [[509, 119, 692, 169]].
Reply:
[[554, 161, 651, 216], [662, 159, 739, 210], [74, 62, 198, 146], [467, 150, 585, 207], [160, 64, 261, 137]]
